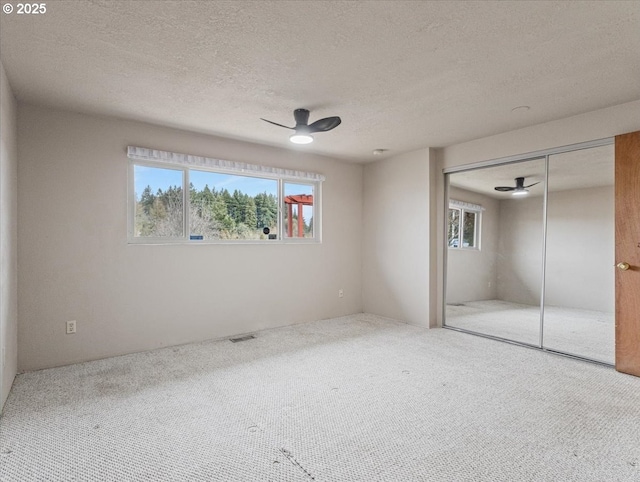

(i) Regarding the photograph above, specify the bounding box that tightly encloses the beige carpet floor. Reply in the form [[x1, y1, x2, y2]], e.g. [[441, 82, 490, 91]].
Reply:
[[1, 313, 638, 481], [445, 300, 614, 364]]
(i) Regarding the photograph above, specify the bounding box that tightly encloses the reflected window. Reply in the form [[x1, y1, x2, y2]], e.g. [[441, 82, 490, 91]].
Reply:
[[448, 202, 480, 249]]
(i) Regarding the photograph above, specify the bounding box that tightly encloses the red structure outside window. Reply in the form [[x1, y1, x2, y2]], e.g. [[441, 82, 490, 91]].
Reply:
[[284, 194, 313, 237]]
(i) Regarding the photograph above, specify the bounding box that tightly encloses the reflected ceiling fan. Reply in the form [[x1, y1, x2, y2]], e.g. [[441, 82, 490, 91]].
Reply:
[[494, 177, 540, 196], [261, 108, 341, 144]]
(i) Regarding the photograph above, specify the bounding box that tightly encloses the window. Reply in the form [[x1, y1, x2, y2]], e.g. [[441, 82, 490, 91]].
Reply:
[[134, 165, 184, 238], [284, 182, 315, 239], [188, 170, 278, 241], [128, 147, 322, 243], [448, 201, 481, 249]]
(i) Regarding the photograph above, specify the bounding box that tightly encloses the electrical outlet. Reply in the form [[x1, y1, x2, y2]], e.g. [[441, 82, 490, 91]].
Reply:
[[66, 320, 77, 334], [338, 289, 344, 298]]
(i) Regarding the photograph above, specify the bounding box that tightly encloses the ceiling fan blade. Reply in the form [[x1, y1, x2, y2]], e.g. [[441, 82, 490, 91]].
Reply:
[[308, 116, 342, 133], [524, 181, 541, 188], [261, 118, 295, 130], [494, 186, 516, 192]]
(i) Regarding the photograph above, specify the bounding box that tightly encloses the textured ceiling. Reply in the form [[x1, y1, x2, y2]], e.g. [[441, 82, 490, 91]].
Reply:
[[1, 1, 638, 163]]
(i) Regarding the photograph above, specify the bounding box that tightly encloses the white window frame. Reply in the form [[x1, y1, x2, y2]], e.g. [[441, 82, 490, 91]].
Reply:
[[127, 147, 323, 244], [448, 200, 483, 250], [282, 179, 321, 241]]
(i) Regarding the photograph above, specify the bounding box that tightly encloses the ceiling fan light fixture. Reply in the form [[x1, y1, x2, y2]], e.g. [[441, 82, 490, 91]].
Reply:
[[263, 109, 340, 145], [289, 133, 314, 144], [495, 176, 540, 195]]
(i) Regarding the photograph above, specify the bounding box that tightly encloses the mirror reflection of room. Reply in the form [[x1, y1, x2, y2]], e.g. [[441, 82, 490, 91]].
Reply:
[[543, 146, 614, 364], [446, 159, 545, 347], [444, 145, 614, 364]]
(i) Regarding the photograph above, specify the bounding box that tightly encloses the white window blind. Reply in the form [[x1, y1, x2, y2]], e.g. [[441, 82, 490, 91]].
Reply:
[[449, 199, 485, 212], [127, 146, 325, 182]]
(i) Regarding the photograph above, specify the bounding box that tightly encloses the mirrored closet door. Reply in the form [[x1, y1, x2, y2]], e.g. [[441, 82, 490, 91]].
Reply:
[[444, 141, 615, 365], [445, 158, 546, 347], [542, 145, 614, 364]]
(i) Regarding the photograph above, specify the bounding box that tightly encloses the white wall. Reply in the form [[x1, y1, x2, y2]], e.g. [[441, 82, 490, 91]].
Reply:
[[17, 104, 364, 371], [496, 195, 545, 306], [545, 186, 614, 311], [440, 101, 640, 170], [362, 148, 437, 327], [445, 187, 499, 304], [0, 61, 18, 411], [436, 100, 640, 325]]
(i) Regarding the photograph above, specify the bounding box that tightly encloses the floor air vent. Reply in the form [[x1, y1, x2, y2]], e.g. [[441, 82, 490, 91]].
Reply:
[[229, 334, 256, 343]]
